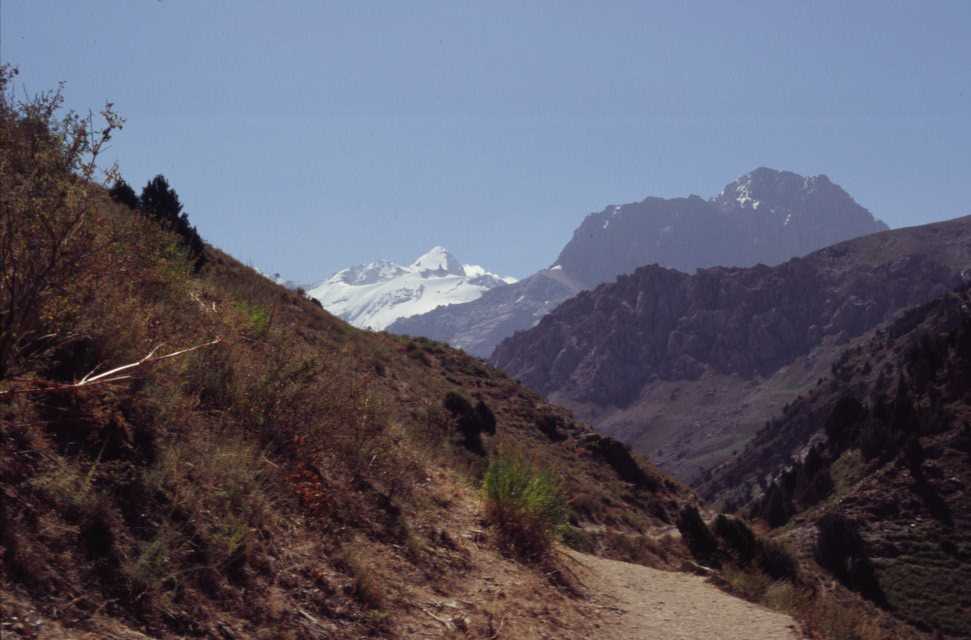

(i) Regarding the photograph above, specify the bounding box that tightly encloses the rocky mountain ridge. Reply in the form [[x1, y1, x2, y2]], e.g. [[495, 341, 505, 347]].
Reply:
[[490, 215, 971, 482], [391, 167, 888, 357]]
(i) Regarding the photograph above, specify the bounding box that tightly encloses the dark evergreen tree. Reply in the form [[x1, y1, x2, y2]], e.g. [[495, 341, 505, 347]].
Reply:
[[108, 179, 139, 210], [140, 175, 183, 229], [761, 483, 792, 528], [139, 174, 206, 271], [814, 514, 885, 604]]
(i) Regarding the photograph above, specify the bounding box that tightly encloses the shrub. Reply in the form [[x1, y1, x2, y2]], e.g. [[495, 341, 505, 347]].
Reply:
[[824, 396, 866, 449], [234, 300, 271, 337], [560, 525, 596, 553], [581, 434, 656, 490], [759, 484, 792, 529], [714, 514, 758, 566], [536, 414, 567, 442], [676, 506, 718, 562], [443, 392, 496, 454], [760, 539, 799, 581], [954, 422, 971, 454], [337, 544, 385, 610], [474, 400, 497, 435], [482, 455, 567, 561], [0, 64, 123, 377], [814, 514, 884, 604]]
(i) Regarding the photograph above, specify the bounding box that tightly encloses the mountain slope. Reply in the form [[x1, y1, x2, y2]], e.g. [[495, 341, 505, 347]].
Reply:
[[491, 215, 971, 482], [389, 267, 584, 357], [391, 168, 888, 357], [1, 204, 691, 639], [0, 80, 706, 640], [308, 246, 515, 330], [702, 286, 971, 637]]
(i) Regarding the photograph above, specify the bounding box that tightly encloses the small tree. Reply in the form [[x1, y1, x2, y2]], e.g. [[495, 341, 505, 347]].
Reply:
[[140, 175, 183, 228], [0, 65, 124, 377], [109, 178, 140, 210], [138, 174, 205, 270], [677, 505, 718, 563], [814, 514, 884, 603]]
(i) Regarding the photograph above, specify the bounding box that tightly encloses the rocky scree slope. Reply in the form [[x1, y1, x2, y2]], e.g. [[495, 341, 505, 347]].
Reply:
[[704, 285, 971, 637], [390, 167, 887, 357], [491, 215, 971, 482]]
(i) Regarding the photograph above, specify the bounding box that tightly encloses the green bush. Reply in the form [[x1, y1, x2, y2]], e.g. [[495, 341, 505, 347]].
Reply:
[[234, 300, 271, 337], [482, 455, 567, 560]]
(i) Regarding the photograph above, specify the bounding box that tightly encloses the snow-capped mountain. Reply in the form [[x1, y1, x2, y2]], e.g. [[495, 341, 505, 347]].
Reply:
[[389, 168, 888, 357], [308, 247, 516, 331]]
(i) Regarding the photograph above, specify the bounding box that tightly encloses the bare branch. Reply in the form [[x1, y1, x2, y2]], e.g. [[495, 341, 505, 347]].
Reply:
[[0, 338, 221, 396]]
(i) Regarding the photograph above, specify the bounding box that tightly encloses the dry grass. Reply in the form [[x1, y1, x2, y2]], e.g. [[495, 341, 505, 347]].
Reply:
[[337, 542, 386, 610], [0, 70, 694, 639]]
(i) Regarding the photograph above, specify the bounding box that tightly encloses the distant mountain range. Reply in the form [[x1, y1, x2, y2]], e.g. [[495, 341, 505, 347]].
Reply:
[[307, 246, 515, 330], [390, 167, 889, 357], [491, 215, 971, 483]]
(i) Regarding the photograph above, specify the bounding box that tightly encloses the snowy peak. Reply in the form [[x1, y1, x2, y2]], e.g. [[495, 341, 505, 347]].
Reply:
[[410, 246, 465, 277], [308, 247, 515, 331], [714, 167, 850, 214], [328, 260, 409, 286]]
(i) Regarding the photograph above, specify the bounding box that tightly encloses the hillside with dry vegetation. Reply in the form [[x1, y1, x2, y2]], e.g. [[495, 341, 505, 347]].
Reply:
[[3, 68, 957, 640], [0, 67, 702, 639]]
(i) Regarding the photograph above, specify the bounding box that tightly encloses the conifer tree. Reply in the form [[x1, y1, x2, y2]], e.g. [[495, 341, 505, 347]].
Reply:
[[140, 174, 183, 229], [109, 179, 140, 210], [139, 174, 206, 270]]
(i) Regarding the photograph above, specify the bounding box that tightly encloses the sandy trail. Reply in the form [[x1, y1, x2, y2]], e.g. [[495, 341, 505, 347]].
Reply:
[[567, 549, 803, 640]]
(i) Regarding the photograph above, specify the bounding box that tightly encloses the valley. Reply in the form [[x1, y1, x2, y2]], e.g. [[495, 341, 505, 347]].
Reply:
[[3, 20, 970, 637]]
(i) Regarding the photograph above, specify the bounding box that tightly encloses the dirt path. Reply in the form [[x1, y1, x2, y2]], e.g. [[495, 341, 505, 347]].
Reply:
[[566, 549, 803, 640]]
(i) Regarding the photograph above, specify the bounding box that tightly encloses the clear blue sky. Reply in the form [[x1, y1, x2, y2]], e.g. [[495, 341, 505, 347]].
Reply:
[[3, 1, 969, 282]]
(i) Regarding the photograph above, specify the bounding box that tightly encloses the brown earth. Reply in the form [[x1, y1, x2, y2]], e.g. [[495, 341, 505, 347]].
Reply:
[[563, 549, 801, 640]]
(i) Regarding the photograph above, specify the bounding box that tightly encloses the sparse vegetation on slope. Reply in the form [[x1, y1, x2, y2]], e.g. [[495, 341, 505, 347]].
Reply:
[[0, 70, 690, 639], [483, 454, 567, 560], [708, 285, 971, 637]]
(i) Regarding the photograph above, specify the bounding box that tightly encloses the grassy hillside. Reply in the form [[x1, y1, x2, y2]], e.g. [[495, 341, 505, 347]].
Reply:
[[0, 69, 690, 639]]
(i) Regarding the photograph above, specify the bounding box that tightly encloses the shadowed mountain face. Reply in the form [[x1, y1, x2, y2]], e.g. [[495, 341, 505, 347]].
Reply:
[[701, 286, 971, 637], [555, 168, 888, 289], [388, 268, 584, 357], [490, 215, 971, 482], [390, 168, 888, 357]]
